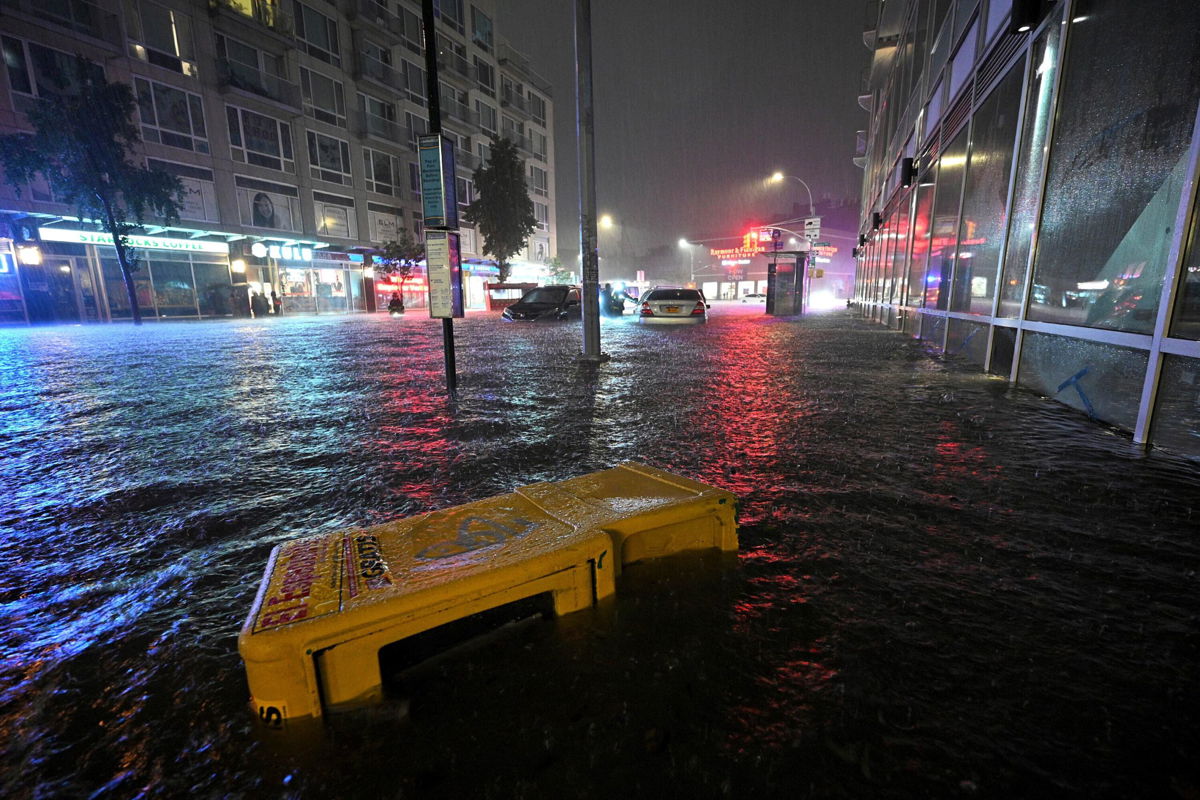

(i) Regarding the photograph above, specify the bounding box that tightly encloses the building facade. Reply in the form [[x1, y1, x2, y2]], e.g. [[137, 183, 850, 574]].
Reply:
[[854, 0, 1200, 457], [0, 0, 557, 322]]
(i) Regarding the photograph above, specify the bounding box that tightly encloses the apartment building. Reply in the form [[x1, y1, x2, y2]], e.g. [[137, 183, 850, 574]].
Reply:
[[854, 0, 1200, 457], [0, 0, 557, 321]]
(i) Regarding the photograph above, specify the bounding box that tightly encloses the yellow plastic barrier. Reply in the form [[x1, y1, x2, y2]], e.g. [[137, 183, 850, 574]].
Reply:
[[238, 462, 737, 726]]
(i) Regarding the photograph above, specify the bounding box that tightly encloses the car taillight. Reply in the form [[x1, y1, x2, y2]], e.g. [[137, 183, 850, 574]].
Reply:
[[691, 302, 705, 315], [640, 303, 653, 316]]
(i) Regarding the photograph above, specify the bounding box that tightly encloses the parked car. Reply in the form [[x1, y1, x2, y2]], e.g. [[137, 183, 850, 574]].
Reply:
[[501, 285, 582, 321], [741, 292, 767, 302], [637, 287, 709, 324]]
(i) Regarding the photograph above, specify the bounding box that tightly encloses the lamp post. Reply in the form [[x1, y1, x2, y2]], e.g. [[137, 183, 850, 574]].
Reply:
[[768, 171, 815, 218], [677, 238, 695, 286]]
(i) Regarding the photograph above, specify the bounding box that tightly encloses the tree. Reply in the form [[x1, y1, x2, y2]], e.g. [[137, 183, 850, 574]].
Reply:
[[0, 58, 184, 325], [464, 137, 536, 283], [544, 256, 574, 285], [374, 229, 424, 312]]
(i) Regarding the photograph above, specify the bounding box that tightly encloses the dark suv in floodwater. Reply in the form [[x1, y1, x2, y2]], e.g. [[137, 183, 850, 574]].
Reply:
[[501, 285, 582, 321]]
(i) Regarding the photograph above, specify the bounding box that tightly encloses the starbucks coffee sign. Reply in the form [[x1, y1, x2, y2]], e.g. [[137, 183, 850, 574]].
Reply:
[[39, 228, 230, 254]]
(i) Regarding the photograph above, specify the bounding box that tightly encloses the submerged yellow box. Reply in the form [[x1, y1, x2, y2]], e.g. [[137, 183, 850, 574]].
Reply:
[[239, 463, 737, 725]]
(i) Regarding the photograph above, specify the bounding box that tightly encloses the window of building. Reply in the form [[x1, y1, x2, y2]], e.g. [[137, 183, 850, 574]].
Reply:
[[948, 63, 1023, 315], [215, 34, 289, 102], [456, 175, 473, 216], [405, 111, 426, 149], [501, 75, 522, 106], [227, 105, 294, 171], [471, 6, 493, 52], [149, 159, 218, 222], [997, 23, 1060, 318], [368, 202, 403, 243], [294, 1, 340, 67], [475, 100, 497, 135], [534, 201, 548, 230], [437, 0, 464, 33], [501, 114, 523, 140], [476, 140, 490, 164], [2, 37, 102, 99], [398, 5, 422, 54], [135, 78, 209, 153], [307, 130, 352, 184], [400, 59, 426, 105], [408, 161, 422, 201], [300, 67, 346, 126], [474, 56, 494, 96], [532, 130, 547, 161], [236, 174, 300, 230], [924, 128, 969, 310], [314, 191, 357, 238], [1029, 0, 1200, 335], [126, 0, 196, 75], [529, 165, 547, 196], [528, 92, 546, 125], [947, 17, 978, 103], [363, 147, 400, 195]]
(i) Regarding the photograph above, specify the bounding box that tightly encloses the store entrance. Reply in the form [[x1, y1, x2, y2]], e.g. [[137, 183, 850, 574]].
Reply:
[[20, 258, 87, 323]]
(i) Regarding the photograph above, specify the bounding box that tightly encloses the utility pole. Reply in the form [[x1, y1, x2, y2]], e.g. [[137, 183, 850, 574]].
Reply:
[[574, 0, 606, 362], [421, 0, 457, 396]]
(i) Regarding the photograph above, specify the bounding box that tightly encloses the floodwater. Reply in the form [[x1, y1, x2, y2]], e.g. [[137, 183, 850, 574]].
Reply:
[[1, 304, 1197, 799]]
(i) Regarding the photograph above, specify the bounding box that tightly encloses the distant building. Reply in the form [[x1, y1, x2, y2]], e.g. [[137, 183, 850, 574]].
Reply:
[[0, 0, 556, 321], [855, 0, 1200, 457]]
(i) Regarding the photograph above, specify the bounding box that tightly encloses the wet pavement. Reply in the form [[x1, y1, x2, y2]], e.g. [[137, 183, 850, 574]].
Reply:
[[1, 304, 1197, 799]]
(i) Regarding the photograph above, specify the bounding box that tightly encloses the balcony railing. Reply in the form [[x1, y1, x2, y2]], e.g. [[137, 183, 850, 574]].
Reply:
[[437, 50, 471, 83], [356, 53, 403, 93], [500, 87, 529, 116], [209, 0, 294, 37], [455, 149, 480, 171], [439, 96, 476, 126], [4, 0, 122, 48], [353, 111, 410, 145], [216, 58, 301, 108]]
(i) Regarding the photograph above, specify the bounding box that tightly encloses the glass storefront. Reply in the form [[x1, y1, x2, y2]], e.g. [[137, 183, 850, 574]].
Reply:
[[950, 63, 1023, 315], [1028, 0, 1200, 333]]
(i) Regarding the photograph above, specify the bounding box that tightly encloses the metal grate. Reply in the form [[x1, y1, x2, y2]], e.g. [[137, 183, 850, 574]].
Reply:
[[975, 33, 1025, 106]]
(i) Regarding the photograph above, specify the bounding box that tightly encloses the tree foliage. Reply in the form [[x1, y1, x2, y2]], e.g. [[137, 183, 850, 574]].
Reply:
[[463, 137, 537, 283], [0, 58, 184, 325], [374, 228, 424, 310], [544, 256, 573, 285]]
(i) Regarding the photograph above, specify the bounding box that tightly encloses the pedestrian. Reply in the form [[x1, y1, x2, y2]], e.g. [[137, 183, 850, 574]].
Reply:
[[271, 290, 282, 316], [251, 292, 267, 318], [600, 283, 614, 317]]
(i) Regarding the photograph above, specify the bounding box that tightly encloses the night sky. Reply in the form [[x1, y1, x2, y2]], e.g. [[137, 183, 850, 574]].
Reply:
[[500, 0, 867, 269]]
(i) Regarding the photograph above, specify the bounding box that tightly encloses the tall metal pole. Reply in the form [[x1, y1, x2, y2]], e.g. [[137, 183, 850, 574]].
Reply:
[[421, 0, 456, 396], [574, 0, 604, 361]]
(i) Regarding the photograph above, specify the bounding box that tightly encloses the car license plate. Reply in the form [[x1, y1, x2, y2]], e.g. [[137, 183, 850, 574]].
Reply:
[[665, 306, 680, 313]]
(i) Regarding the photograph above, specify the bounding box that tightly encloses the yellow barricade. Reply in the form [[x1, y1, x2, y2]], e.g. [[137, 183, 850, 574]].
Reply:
[[238, 463, 737, 725]]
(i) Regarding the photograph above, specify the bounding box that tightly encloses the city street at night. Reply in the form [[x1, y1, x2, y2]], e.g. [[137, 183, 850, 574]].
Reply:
[[2, 305, 1197, 798]]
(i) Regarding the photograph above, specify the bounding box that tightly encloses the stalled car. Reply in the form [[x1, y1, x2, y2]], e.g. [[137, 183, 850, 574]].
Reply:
[[637, 287, 709, 324], [501, 285, 582, 321]]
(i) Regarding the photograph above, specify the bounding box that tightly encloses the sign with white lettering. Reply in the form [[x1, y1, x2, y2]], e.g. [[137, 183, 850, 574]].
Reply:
[[418, 134, 458, 229], [38, 228, 230, 254], [426, 231, 464, 319]]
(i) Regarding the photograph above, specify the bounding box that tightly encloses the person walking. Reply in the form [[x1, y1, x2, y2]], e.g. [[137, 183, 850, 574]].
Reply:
[[270, 290, 282, 316]]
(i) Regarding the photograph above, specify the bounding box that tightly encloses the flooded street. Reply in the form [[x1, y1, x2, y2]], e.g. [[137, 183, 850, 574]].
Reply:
[[1, 304, 1197, 799]]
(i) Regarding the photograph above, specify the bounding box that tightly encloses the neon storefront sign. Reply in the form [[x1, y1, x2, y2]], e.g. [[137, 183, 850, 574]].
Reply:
[[38, 228, 229, 253], [251, 242, 314, 261]]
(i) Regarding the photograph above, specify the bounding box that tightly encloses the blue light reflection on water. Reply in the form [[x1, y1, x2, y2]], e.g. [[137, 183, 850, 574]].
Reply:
[[0, 307, 1198, 798]]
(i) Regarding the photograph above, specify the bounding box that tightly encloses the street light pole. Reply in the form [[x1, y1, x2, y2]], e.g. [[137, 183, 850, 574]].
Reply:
[[575, 0, 605, 362], [769, 172, 815, 218], [678, 238, 695, 286]]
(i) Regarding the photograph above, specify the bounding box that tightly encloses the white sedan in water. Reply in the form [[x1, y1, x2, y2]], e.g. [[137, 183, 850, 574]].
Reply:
[[636, 287, 709, 324]]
